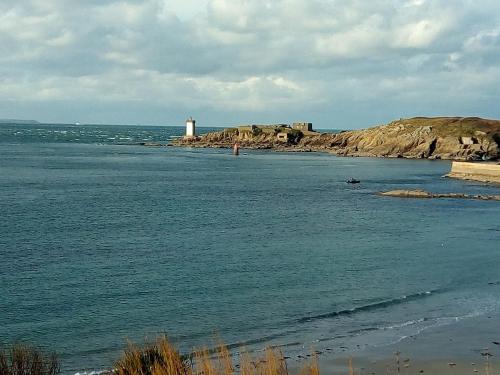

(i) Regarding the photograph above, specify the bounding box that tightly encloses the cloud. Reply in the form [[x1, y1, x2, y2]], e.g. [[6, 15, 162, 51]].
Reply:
[[0, 0, 499, 127]]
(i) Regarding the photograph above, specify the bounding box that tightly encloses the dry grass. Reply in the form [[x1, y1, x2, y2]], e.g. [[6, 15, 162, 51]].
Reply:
[[395, 117, 500, 138], [113, 337, 322, 375], [0, 344, 59, 375], [114, 337, 190, 375]]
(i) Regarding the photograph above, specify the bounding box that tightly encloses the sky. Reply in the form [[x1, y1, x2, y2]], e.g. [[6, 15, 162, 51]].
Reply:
[[1, 0, 499, 129]]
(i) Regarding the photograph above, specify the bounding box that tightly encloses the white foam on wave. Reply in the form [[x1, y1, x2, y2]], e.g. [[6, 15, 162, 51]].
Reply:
[[386, 305, 497, 347], [385, 317, 426, 330], [74, 370, 110, 375]]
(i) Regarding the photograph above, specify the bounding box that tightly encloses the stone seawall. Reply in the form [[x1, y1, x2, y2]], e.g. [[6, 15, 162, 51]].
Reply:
[[446, 161, 500, 183]]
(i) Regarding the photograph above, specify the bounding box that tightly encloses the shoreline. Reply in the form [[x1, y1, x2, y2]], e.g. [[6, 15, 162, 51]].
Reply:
[[320, 312, 500, 375], [300, 311, 500, 375], [172, 117, 500, 162], [69, 310, 500, 375], [322, 358, 497, 375], [67, 307, 500, 375]]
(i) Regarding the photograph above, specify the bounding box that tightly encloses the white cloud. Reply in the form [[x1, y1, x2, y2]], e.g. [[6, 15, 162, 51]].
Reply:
[[1, 0, 500, 126], [464, 29, 500, 52], [45, 29, 75, 47], [392, 19, 448, 48]]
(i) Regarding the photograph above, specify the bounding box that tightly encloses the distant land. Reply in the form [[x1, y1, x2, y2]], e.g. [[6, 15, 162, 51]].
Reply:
[[173, 117, 500, 162], [0, 119, 40, 124]]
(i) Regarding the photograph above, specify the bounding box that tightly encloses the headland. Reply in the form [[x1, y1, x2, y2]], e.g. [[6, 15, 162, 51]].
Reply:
[[0, 118, 40, 124], [172, 117, 500, 162]]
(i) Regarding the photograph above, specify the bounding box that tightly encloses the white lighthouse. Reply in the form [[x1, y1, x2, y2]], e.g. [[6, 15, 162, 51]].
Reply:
[[185, 117, 196, 137]]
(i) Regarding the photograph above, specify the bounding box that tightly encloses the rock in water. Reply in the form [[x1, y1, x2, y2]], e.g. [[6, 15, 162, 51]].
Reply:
[[378, 190, 500, 201]]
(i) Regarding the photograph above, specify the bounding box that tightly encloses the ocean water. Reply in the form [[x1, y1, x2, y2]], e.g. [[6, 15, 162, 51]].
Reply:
[[1, 123, 499, 374]]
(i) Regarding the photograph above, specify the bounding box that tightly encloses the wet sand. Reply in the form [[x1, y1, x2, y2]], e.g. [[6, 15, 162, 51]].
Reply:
[[291, 312, 500, 375], [336, 358, 495, 375]]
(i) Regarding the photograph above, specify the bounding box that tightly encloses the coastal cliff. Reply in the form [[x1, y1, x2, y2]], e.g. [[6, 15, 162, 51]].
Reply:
[[172, 117, 500, 161]]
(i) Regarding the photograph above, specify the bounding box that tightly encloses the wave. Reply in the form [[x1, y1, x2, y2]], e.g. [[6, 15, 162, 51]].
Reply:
[[72, 298, 495, 375], [223, 331, 296, 352], [384, 317, 426, 330], [297, 290, 438, 324]]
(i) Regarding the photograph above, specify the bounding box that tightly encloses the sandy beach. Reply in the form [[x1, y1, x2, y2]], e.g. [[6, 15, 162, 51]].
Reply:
[[309, 312, 500, 375]]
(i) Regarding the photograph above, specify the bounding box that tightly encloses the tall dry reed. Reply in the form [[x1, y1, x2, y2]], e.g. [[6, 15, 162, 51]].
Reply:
[[115, 337, 190, 375], [113, 337, 321, 375], [0, 344, 59, 375]]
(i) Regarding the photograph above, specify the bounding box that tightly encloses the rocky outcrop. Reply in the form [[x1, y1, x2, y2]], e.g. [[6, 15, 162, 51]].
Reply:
[[172, 117, 500, 161], [379, 189, 500, 201]]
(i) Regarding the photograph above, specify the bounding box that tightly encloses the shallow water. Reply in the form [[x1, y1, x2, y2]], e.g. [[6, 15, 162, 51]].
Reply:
[[1, 123, 499, 373]]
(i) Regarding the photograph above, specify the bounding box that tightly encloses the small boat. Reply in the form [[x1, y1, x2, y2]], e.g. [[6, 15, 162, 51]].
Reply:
[[346, 178, 360, 184]]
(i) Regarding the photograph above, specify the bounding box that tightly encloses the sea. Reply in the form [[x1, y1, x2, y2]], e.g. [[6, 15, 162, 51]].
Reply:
[[1, 122, 499, 374]]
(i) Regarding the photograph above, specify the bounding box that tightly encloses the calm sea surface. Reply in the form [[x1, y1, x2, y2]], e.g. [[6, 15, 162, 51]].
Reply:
[[1, 123, 499, 373]]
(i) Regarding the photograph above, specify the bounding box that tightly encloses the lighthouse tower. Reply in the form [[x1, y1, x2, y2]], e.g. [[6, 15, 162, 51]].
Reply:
[[185, 117, 196, 137]]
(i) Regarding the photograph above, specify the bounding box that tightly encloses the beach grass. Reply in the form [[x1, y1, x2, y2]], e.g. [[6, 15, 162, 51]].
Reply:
[[0, 344, 59, 375], [114, 337, 317, 375]]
